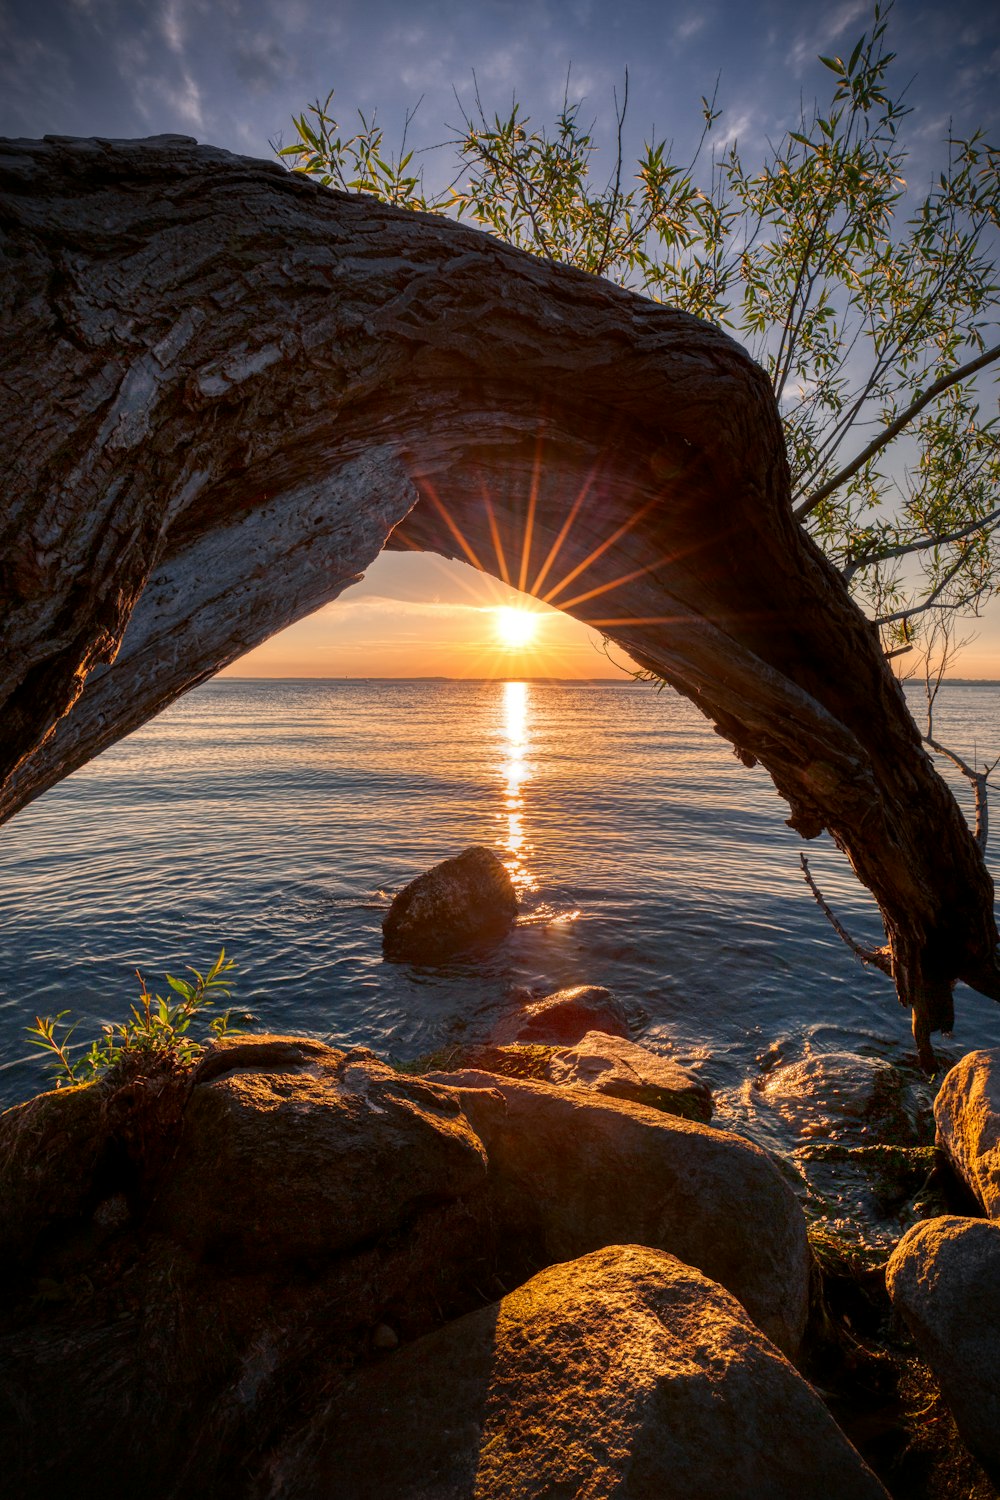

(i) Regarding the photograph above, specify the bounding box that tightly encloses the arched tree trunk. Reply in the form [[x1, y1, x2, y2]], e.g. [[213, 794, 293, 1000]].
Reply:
[[1, 134, 997, 1063]]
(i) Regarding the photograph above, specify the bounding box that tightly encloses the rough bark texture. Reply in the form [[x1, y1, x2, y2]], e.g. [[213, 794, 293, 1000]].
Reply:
[[1, 134, 997, 1059]]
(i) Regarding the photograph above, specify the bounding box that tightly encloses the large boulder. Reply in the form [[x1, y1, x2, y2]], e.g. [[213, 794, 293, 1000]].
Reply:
[[382, 846, 517, 963], [491, 982, 629, 1044], [934, 1049, 1000, 1217], [886, 1215, 1000, 1484], [0, 1037, 500, 1500], [424, 1069, 810, 1356], [151, 1036, 489, 1267], [258, 1243, 888, 1500]]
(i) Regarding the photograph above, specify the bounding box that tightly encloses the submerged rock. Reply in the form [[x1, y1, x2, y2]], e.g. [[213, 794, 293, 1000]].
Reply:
[[887, 1215, 1000, 1485], [424, 1068, 810, 1356], [259, 1243, 889, 1500], [934, 1048, 1000, 1217], [382, 846, 517, 963], [491, 982, 629, 1044], [756, 1050, 930, 1146]]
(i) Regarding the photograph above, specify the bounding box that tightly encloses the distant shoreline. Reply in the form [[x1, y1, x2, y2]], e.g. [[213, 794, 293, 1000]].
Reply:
[[214, 675, 1000, 686]]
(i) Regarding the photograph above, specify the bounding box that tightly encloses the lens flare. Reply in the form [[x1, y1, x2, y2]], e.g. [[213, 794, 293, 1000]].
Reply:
[[495, 607, 540, 649]]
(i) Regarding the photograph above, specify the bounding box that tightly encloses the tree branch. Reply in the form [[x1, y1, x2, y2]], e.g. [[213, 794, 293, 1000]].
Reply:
[[799, 853, 894, 976], [794, 341, 1000, 522], [842, 503, 1000, 584]]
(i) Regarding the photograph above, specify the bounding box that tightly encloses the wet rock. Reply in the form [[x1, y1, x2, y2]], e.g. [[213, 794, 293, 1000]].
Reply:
[[934, 1049, 1000, 1217], [491, 982, 629, 1044], [545, 1028, 712, 1121], [424, 1069, 810, 1356], [258, 1243, 888, 1500], [381, 846, 517, 963], [887, 1215, 1000, 1485], [151, 1035, 489, 1268], [0, 1082, 108, 1273], [757, 1050, 930, 1146]]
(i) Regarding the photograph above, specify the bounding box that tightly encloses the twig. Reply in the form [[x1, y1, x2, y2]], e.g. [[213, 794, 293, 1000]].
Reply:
[[799, 852, 893, 975]]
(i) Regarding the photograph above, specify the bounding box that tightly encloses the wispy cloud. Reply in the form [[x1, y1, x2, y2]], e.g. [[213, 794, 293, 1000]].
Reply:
[[786, 0, 868, 75]]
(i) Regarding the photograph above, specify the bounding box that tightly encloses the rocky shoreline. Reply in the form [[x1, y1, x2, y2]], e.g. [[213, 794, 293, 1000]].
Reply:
[[2, 981, 999, 1497]]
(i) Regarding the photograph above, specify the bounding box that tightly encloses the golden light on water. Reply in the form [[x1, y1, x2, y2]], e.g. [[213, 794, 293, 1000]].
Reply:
[[499, 679, 537, 893]]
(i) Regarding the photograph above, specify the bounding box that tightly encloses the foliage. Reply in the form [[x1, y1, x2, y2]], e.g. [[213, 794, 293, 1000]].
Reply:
[[27, 950, 242, 1088], [280, 5, 1000, 650]]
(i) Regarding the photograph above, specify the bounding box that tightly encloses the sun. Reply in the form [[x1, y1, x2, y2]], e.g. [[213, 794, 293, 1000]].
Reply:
[[494, 606, 540, 649]]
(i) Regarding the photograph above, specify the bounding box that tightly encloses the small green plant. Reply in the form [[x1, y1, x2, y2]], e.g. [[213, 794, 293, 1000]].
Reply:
[[27, 949, 242, 1088]]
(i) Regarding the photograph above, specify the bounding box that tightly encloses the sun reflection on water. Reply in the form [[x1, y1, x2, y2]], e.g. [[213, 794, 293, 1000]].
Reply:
[[498, 680, 538, 894]]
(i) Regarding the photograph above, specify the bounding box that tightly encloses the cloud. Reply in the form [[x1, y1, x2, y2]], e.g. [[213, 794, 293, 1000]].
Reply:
[[234, 32, 293, 93], [160, 0, 186, 55], [785, 0, 868, 75]]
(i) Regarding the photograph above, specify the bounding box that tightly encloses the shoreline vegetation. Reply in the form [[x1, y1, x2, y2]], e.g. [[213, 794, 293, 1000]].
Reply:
[[5, 855, 999, 1498]]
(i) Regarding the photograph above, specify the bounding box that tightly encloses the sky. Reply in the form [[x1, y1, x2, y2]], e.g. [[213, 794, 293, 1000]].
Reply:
[[2, 0, 999, 677]]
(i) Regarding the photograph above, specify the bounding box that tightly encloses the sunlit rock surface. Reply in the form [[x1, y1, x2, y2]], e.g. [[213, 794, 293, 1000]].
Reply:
[[887, 1215, 1000, 1485], [258, 1243, 888, 1500], [424, 1068, 810, 1356], [491, 982, 630, 1044], [545, 1028, 712, 1121], [382, 846, 517, 963], [934, 1049, 1000, 1218]]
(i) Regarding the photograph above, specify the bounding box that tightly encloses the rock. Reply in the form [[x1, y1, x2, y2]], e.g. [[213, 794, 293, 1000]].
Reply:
[[423, 1069, 810, 1356], [0, 1037, 501, 1500], [259, 1243, 888, 1500], [934, 1049, 1000, 1217], [491, 983, 629, 1044], [545, 1028, 712, 1121], [151, 1036, 489, 1268], [415, 1033, 711, 1123], [382, 846, 517, 963], [0, 1082, 108, 1273], [757, 1050, 930, 1145], [886, 1215, 1000, 1484]]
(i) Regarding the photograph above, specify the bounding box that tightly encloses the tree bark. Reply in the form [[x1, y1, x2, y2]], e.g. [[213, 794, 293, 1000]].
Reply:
[[1, 134, 997, 1063]]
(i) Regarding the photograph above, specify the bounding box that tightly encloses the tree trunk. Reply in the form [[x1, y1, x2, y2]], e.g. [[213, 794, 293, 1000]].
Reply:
[[1, 134, 997, 1063]]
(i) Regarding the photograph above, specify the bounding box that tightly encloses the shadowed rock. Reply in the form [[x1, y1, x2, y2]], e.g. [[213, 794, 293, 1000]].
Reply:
[[382, 846, 517, 964], [256, 1243, 888, 1500], [150, 1036, 489, 1267], [887, 1215, 1000, 1484]]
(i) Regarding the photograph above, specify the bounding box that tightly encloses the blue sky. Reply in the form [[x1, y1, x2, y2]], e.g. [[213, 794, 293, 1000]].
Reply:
[[3, 0, 999, 676]]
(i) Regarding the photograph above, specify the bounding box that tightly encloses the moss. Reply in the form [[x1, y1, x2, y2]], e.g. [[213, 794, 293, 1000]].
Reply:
[[798, 1144, 946, 1219]]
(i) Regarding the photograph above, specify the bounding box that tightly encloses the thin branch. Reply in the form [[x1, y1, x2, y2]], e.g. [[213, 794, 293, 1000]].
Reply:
[[874, 550, 986, 626], [596, 69, 628, 277], [800, 853, 894, 974], [842, 503, 1000, 583], [795, 341, 1000, 521]]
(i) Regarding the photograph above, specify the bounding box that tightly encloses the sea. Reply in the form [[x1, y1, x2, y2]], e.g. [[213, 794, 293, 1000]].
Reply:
[[2, 676, 999, 1197]]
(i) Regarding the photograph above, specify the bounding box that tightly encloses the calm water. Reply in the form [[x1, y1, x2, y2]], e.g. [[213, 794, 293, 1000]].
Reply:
[[2, 677, 999, 1155]]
